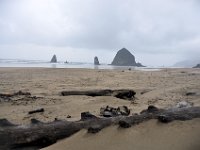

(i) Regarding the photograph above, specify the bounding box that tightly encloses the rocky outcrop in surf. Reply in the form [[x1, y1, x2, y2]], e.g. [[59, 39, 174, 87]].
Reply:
[[94, 56, 100, 65], [50, 54, 57, 63], [111, 48, 144, 67]]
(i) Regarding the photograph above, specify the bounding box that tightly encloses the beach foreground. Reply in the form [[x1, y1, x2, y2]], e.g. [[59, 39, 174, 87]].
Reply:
[[0, 67, 200, 149], [42, 119, 200, 150]]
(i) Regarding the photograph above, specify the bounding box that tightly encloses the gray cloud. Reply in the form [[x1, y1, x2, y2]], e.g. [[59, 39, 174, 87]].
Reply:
[[0, 0, 200, 66]]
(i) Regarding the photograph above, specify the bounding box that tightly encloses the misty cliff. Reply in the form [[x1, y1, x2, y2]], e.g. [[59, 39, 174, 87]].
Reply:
[[173, 59, 200, 67]]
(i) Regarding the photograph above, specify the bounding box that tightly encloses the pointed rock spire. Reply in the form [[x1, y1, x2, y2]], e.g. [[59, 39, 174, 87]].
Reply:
[[50, 54, 57, 63], [94, 56, 100, 65]]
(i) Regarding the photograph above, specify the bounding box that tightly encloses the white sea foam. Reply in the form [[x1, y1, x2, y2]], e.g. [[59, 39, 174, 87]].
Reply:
[[0, 58, 162, 71]]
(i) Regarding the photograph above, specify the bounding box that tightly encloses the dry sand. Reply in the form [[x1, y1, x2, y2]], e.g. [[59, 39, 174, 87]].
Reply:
[[0, 67, 200, 150]]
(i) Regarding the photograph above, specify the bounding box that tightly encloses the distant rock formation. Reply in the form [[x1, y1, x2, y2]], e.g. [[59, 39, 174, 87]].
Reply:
[[94, 56, 100, 65], [50, 55, 57, 63], [111, 48, 144, 67], [65, 60, 68, 63], [193, 64, 200, 68]]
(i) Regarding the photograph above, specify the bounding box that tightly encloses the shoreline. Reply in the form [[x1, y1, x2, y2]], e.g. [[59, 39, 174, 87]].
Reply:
[[0, 66, 197, 72]]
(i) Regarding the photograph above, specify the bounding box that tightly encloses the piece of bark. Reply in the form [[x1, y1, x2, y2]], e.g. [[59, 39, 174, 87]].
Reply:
[[186, 92, 196, 96], [28, 108, 44, 114], [1, 106, 200, 150], [61, 89, 136, 100]]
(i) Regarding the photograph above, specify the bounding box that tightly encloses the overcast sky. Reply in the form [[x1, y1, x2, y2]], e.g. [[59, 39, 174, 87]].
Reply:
[[0, 0, 200, 66]]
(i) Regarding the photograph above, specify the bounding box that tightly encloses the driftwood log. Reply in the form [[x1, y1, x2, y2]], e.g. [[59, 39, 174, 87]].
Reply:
[[0, 91, 31, 98], [1, 106, 200, 150], [61, 89, 136, 100], [0, 91, 32, 103]]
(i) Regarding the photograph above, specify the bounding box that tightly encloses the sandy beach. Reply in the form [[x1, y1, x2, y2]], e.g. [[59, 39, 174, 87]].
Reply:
[[42, 119, 200, 150], [0, 67, 200, 150]]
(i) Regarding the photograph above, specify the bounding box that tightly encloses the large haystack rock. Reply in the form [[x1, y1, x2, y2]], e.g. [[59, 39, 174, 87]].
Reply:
[[193, 64, 200, 68], [94, 56, 100, 65], [111, 48, 144, 67], [50, 54, 57, 63]]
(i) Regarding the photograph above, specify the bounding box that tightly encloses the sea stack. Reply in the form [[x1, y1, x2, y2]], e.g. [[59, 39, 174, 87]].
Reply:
[[193, 64, 200, 68], [50, 55, 57, 63], [111, 48, 144, 67], [94, 56, 100, 65]]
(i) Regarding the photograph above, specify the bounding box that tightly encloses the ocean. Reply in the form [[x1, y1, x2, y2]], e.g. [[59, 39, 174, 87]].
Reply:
[[0, 58, 160, 71]]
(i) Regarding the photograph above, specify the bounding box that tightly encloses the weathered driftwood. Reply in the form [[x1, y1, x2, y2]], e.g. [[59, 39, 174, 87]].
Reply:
[[0, 91, 31, 98], [1, 106, 200, 150], [0, 91, 31, 102], [61, 89, 136, 100]]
